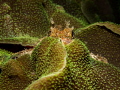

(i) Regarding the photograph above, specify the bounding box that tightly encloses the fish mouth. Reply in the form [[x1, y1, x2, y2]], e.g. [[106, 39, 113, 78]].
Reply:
[[60, 38, 73, 45]]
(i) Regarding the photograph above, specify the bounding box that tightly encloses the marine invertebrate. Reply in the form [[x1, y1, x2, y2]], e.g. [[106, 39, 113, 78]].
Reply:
[[41, 0, 57, 17], [26, 38, 120, 90], [0, 35, 40, 47], [0, 27, 120, 90], [51, 10, 86, 29], [0, 49, 12, 65], [0, 60, 33, 90], [74, 22, 120, 68], [52, 0, 120, 24], [0, 0, 50, 39], [51, 0, 89, 24], [0, 0, 120, 90], [25, 21, 120, 89], [81, 0, 115, 23], [31, 37, 67, 77], [25, 38, 90, 90], [90, 52, 108, 63]]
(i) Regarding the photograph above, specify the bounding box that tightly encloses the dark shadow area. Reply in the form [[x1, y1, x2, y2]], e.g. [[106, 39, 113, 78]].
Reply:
[[0, 68, 2, 73], [0, 43, 33, 53], [8, 75, 19, 79]]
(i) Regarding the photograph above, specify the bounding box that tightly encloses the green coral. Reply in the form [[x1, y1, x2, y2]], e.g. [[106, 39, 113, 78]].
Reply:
[[0, 0, 120, 90], [31, 37, 67, 77], [0, 35, 40, 46], [65, 39, 120, 89], [51, 0, 89, 24], [52, 0, 120, 24], [0, 0, 50, 39], [25, 38, 90, 90], [0, 49, 12, 65], [74, 22, 120, 68], [0, 36, 120, 90], [95, 22, 120, 35], [51, 10, 87, 29], [0, 53, 36, 90], [41, 0, 57, 18], [25, 38, 120, 90]]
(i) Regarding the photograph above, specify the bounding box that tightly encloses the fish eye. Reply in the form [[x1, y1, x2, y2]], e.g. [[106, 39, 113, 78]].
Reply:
[[48, 31, 51, 36], [59, 39, 62, 42], [72, 31, 75, 39]]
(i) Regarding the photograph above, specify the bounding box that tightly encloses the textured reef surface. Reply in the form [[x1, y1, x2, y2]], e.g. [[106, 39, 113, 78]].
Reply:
[[0, 0, 120, 90]]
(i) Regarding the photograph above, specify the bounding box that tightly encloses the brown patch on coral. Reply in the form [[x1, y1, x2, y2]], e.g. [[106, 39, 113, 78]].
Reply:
[[75, 23, 120, 68], [0, 58, 32, 90], [96, 22, 120, 35], [90, 52, 108, 63], [11, 48, 33, 59]]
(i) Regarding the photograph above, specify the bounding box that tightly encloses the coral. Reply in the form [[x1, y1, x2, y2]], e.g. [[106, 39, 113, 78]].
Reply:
[[0, 0, 50, 39], [0, 35, 40, 47], [51, 0, 89, 24], [65, 39, 120, 89], [0, 54, 33, 90], [52, 0, 120, 24], [41, 0, 57, 18], [81, 0, 115, 23], [25, 38, 90, 90], [90, 52, 108, 63], [31, 37, 67, 77], [74, 22, 120, 68], [25, 38, 120, 90], [95, 22, 120, 35], [51, 10, 86, 29], [0, 0, 120, 90], [0, 49, 12, 65], [0, 35, 120, 89]]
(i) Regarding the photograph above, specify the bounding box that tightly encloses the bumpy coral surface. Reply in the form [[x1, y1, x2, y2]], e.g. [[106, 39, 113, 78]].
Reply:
[[1, 36, 120, 90], [0, 0, 120, 90], [25, 37, 120, 90], [0, 0, 50, 39], [74, 22, 120, 68]]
